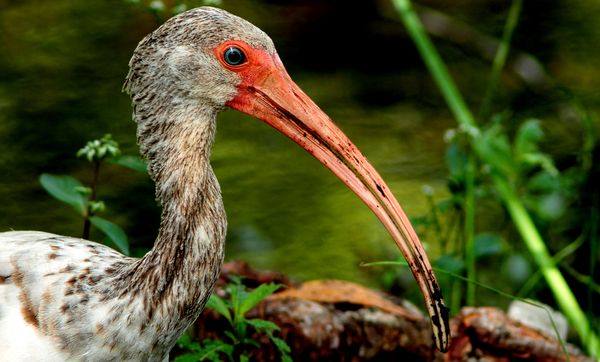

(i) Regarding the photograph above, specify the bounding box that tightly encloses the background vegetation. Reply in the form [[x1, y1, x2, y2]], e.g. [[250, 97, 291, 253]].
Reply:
[[1, 0, 599, 355]]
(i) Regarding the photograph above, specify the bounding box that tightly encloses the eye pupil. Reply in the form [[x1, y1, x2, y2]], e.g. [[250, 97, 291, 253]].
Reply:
[[224, 47, 246, 66]]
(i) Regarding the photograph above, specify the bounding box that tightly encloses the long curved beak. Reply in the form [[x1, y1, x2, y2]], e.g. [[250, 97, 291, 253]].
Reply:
[[227, 53, 449, 352]]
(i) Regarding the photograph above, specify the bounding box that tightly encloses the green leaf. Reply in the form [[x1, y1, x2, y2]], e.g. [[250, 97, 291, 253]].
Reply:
[[235, 319, 248, 339], [514, 119, 543, 157], [110, 155, 148, 174], [88, 200, 106, 214], [177, 335, 196, 350], [77, 134, 121, 163], [74, 186, 93, 197], [435, 199, 454, 213], [173, 339, 234, 362], [39, 174, 87, 215], [473, 124, 514, 178], [173, 354, 201, 362], [434, 255, 464, 274], [223, 330, 238, 344], [89, 216, 130, 255], [206, 294, 232, 323], [532, 193, 566, 221], [474, 233, 504, 258], [527, 171, 560, 193], [519, 152, 558, 176], [246, 318, 280, 333], [229, 281, 247, 320], [239, 283, 281, 316], [241, 336, 260, 348], [502, 253, 532, 284], [446, 143, 468, 179], [202, 340, 233, 360], [270, 336, 292, 354], [513, 120, 558, 176], [212, 340, 234, 359], [178, 334, 191, 345]]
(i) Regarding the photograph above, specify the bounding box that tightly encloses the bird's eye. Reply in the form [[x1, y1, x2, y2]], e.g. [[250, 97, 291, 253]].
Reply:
[[223, 47, 246, 66]]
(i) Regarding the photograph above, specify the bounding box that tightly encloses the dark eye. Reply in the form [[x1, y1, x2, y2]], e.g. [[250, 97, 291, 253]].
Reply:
[[223, 47, 246, 66]]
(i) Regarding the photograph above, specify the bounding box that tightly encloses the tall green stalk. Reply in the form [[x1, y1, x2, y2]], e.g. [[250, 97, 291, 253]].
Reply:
[[479, 0, 523, 119], [391, 0, 600, 357], [492, 174, 598, 356], [464, 156, 476, 306], [392, 0, 476, 129]]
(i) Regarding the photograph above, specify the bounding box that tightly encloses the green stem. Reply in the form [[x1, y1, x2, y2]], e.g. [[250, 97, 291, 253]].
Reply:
[[426, 191, 444, 243], [82, 161, 101, 240], [478, 0, 523, 120], [464, 156, 476, 305], [392, 0, 476, 129], [588, 193, 598, 329], [492, 174, 600, 355], [562, 264, 600, 296], [517, 234, 584, 297], [449, 278, 462, 315], [82, 214, 91, 240]]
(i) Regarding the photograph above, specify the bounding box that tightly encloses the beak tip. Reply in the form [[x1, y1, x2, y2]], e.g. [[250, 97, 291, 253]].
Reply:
[[431, 299, 450, 352]]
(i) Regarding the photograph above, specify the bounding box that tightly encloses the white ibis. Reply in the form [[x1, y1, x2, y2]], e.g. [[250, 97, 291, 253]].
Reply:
[[0, 7, 449, 360]]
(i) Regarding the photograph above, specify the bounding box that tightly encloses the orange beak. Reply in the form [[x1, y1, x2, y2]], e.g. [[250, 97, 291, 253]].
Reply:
[[227, 50, 449, 352]]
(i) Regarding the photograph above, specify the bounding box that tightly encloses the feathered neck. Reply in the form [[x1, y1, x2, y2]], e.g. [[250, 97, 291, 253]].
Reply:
[[117, 85, 227, 354]]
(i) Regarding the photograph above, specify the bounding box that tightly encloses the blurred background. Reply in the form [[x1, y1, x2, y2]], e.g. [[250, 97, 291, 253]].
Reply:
[[0, 0, 599, 334]]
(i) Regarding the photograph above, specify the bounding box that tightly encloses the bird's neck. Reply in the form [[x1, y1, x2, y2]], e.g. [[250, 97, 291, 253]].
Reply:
[[123, 102, 227, 342]]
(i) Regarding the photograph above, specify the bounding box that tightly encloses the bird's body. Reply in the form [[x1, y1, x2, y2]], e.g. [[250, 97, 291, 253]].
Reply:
[[1, 232, 162, 361], [0, 153, 224, 361], [0, 7, 448, 361]]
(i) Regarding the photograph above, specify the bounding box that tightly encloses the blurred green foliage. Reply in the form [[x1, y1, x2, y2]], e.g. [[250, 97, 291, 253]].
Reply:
[[124, 0, 223, 23], [175, 278, 291, 362], [1, 0, 599, 355], [39, 134, 147, 255], [391, 0, 599, 355]]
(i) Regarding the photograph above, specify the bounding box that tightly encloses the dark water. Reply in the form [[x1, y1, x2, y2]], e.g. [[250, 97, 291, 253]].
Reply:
[[1, 0, 599, 294]]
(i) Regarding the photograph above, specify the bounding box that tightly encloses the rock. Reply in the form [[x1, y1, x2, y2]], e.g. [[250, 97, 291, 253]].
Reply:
[[188, 261, 593, 362]]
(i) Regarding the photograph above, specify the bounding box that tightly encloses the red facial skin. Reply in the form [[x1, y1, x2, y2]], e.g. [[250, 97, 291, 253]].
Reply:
[[213, 40, 449, 352]]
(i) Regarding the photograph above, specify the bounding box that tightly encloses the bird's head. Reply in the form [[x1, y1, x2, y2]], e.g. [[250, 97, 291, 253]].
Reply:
[[126, 7, 449, 352], [125, 7, 278, 112]]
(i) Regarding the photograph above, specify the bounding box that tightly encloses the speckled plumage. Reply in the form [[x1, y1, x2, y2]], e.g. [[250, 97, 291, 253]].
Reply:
[[0, 7, 265, 361]]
